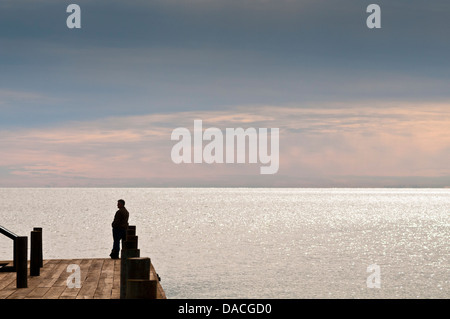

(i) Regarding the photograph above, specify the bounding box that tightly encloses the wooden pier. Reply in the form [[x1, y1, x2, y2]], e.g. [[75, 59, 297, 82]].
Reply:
[[0, 258, 166, 299]]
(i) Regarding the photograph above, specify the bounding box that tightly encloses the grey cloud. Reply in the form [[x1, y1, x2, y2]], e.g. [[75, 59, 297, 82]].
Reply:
[[0, 0, 449, 128]]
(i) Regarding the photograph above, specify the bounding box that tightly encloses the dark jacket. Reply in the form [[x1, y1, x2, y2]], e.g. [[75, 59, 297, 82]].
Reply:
[[112, 207, 129, 229]]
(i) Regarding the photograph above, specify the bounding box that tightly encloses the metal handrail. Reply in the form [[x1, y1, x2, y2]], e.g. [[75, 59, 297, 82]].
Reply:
[[0, 225, 29, 288], [0, 226, 20, 274], [0, 225, 43, 288], [0, 225, 19, 240]]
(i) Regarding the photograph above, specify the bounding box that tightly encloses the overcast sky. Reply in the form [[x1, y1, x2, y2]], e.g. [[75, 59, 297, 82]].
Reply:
[[1, 0, 449, 187]]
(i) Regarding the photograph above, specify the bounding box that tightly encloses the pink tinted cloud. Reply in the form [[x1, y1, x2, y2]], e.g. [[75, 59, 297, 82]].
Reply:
[[0, 102, 449, 186]]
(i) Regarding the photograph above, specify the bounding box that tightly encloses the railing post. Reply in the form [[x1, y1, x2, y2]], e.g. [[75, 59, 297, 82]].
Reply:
[[15, 236, 28, 288], [120, 248, 140, 299], [122, 225, 136, 251], [13, 238, 17, 271], [127, 257, 150, 281], [123, 235, 138, 250], [126, 257, 157, 299], [33, 227, 43, 267], [126, 279, 158, 299], [127, 225, 136, 238], [30, 230, 41, 276]]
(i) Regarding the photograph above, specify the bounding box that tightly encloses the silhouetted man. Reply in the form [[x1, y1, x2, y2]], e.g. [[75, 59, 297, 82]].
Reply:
[[110, 199, 129, 259]]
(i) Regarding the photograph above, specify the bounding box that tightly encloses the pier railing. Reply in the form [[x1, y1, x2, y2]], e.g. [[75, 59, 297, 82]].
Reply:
[[120, 225, 161, 299], [0, 226, 43, 288], [1, 224, 162, 298]]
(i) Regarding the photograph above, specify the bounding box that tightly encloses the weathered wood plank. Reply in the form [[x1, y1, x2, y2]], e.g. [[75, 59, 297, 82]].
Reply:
[[0, 258, 166, 299], [59, 259, 85, 299], [0, 272, 15, 291], [111, 259, 121, 299], [39, 260, 67, 288], [25, 287, 51, 299], [94, 259, 114, 299], [76, 259, 103, 299], [42, 286, 66, 299], [150, 263, 166, 299], [23, 260, 59, 298]]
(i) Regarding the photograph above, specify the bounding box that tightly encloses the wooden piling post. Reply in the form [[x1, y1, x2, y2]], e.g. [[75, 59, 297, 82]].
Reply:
[[126, 279, 158, 299], [126, 257, 156, 299], [123, 225, 137, 250], [30, 230, 41, 276], [13, 239, 17, 271], [15, 236, 27, 288], [127, 225, 136, 238], [123, 235, 138, 250], [33, 227, 43, 267], [120, 248, 140, 299], [127, 257, 150, 280]]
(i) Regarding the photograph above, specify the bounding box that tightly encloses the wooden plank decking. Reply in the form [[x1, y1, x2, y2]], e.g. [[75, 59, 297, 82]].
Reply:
[[0, 258, 166, 299]]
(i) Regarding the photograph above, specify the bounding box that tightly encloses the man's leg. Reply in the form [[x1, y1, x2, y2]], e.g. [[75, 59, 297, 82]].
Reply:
[[110, 228, 121, 258], [120, 229, 127, 249]]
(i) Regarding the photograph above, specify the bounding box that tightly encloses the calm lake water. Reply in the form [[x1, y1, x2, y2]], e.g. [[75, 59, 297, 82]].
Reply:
[[0, 188, 448, 298]]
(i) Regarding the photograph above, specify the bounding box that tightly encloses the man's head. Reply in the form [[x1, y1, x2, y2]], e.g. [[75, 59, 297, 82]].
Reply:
[[117, 199, 125, 208]]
